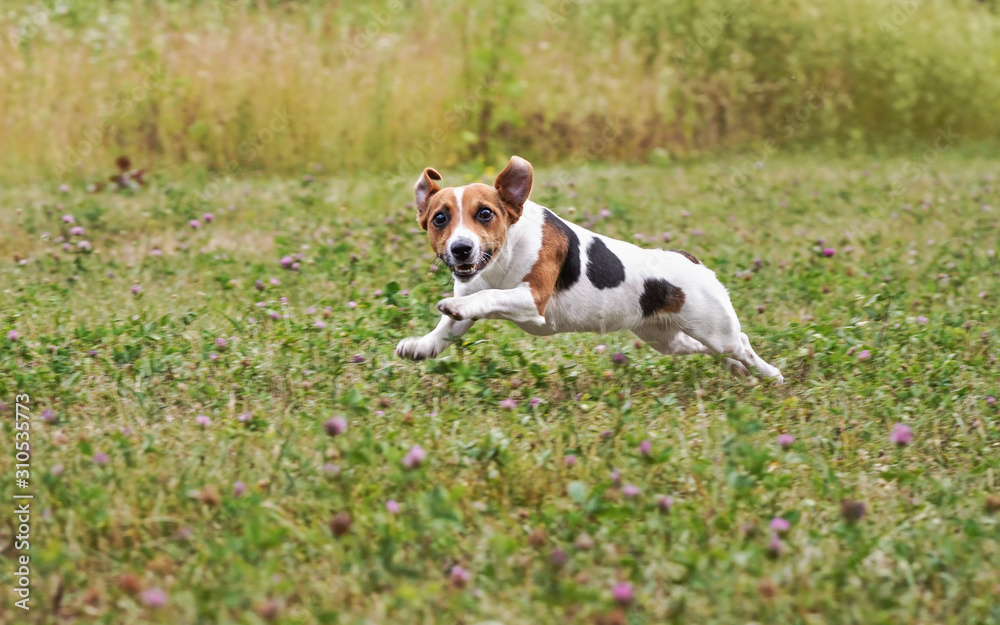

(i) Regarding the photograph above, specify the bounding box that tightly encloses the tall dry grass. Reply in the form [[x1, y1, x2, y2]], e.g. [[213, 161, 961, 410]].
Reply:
[[1, 0, 998, 183]]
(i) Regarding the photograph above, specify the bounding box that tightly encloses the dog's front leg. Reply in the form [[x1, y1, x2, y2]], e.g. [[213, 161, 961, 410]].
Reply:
[[395, 315, 474, 360], [436, 284, 546, 325]]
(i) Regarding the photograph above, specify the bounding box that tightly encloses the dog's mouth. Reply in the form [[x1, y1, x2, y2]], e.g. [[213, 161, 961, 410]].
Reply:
[[448, 251, 493, 279]]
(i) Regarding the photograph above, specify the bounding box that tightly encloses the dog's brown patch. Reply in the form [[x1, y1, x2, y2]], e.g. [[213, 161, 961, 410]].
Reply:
[[523, 224, 565, 315], [524, 210, 581, 315], [671, 249, 700, 264], [639, 278, 685, 315]]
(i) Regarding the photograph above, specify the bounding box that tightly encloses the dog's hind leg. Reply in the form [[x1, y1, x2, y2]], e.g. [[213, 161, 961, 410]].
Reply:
[[679, 323, 783, 383], [638, 330, 713, 355], [737, 331, 783, 382], [635, 327, 750, 376]]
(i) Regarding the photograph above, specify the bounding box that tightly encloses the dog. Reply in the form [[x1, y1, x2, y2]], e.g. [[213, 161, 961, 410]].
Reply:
[[395, 156, 783, 383]]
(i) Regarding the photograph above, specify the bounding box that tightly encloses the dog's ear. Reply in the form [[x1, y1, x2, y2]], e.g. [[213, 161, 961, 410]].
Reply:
[[414, 167, 442, 230], [494, 156, 533, 222]]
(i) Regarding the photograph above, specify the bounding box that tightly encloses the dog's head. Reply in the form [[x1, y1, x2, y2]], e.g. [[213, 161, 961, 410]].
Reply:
[[413, 156, 533, 281]]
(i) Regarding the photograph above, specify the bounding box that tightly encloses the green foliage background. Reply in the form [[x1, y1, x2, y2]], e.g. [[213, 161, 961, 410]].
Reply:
[[1, 0, 998, 181]]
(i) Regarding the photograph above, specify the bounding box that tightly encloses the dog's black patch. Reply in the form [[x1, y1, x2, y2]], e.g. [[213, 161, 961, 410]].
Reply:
[[586, 237, 626, 289], [671, 249, 701, 264], [639, 278, 685, 316], [543, 209, 580, 290]]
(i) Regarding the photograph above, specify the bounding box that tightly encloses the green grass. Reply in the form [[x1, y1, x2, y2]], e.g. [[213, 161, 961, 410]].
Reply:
[[1, 153, 999, 624]]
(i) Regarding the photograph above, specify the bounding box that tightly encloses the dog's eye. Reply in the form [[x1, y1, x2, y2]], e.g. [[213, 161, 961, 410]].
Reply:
[[432, 212, 448, 227], [477, 207, 494, 222]]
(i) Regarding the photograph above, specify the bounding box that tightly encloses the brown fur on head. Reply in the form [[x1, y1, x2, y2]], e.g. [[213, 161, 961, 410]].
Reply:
[[413, 156, 534, 280]]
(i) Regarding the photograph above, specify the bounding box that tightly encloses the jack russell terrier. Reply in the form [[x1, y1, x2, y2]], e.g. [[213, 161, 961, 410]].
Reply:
[[395, 156, 783, 383]]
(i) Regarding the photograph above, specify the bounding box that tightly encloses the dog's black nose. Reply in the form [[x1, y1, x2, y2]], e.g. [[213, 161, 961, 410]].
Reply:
[[450, 239, 474, 262]]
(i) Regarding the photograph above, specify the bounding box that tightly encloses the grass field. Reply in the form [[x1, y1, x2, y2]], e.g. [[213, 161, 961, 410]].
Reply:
[[1, 153, 999, 624]]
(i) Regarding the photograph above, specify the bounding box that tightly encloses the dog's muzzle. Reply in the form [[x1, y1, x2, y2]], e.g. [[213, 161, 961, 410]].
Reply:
[[445, 247, 494, 280]]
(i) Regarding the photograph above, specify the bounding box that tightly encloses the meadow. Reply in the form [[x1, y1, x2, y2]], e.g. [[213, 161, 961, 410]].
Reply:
[[2, 0, 1000, 622], [1, 152, 998, 624]]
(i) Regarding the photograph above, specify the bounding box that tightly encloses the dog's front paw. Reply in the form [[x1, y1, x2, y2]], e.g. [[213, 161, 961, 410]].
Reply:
[[395, 336, 446, 361], [436, 297, 474, 321]]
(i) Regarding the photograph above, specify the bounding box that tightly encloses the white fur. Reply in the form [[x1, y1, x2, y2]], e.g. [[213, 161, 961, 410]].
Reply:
[[397, 195, 783, 383], [444, 186, 482, 266]]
